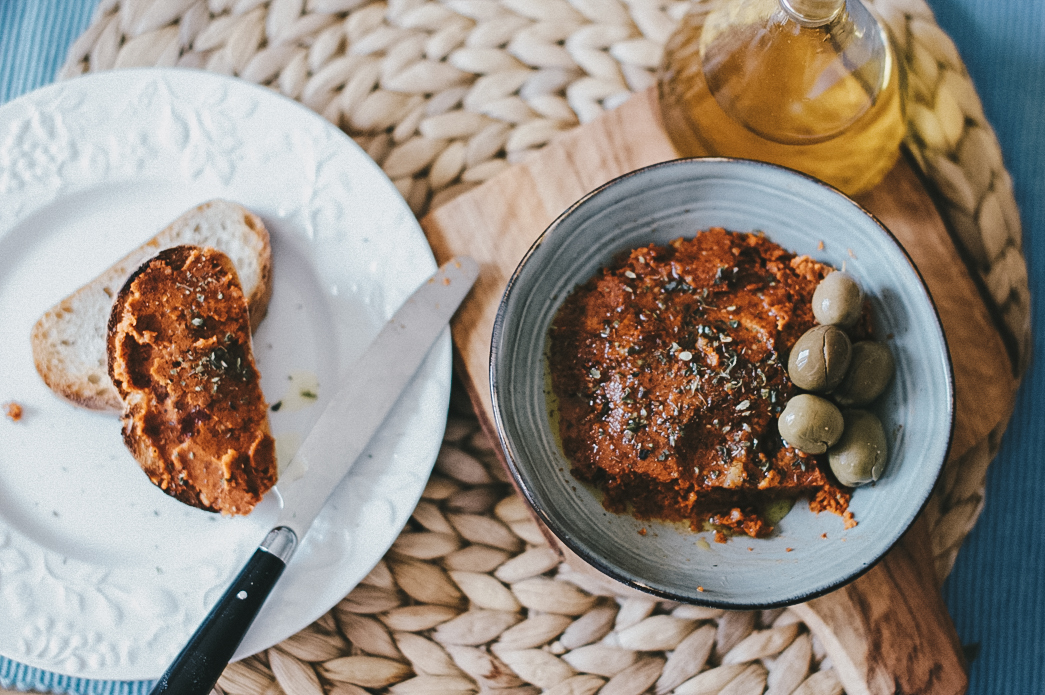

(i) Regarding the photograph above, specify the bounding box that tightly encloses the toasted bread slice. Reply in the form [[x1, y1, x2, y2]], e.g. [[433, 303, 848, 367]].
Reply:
[[32, 200, 272, 412], [107, 245, 277, 515]]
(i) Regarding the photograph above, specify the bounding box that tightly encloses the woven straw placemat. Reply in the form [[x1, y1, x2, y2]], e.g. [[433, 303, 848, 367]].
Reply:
[[51, 0, 1031, 693]]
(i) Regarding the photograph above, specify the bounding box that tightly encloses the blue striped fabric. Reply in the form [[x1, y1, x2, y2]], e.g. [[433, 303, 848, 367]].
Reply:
[[0, 1, 1042, 693], [0, 0, 97, 105], [927, 2, 1045, 693], [0, 659, 152, 695]]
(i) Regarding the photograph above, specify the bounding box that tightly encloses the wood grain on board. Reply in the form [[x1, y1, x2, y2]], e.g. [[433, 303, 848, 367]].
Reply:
[[791, 515, 967, 695], [422, 86, 1020, 695]]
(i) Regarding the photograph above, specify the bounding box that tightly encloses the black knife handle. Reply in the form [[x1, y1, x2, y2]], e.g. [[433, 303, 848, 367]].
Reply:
[[150, 527, 298, 695]]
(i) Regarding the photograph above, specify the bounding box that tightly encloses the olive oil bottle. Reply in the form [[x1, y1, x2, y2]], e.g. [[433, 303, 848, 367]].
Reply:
[[658, 0, 905, 196]]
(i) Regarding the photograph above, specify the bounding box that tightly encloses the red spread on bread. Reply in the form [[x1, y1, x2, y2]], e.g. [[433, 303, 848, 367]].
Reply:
[[108, 245, 276, 515]]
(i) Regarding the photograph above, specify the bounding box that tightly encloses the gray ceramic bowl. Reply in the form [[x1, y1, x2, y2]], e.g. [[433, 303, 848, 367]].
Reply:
[[490, 158, 954, 608]]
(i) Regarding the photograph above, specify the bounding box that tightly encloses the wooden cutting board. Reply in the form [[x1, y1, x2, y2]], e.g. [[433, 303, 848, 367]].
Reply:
[[421, 86, 1019, 695]]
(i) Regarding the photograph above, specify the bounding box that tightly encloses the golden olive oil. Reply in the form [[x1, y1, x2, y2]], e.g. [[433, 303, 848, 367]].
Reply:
[[658, 0, 905, 196]]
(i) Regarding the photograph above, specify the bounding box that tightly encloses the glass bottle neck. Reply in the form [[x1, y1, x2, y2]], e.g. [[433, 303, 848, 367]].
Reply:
[[779, 0, 846, 26]]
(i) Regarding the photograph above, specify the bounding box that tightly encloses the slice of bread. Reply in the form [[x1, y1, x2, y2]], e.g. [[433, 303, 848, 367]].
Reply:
[[107, 245, 277, 515], [32, 200, 272, 412]]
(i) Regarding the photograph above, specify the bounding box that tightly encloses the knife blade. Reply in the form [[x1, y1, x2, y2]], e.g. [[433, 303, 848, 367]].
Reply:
[[150, 256, 478, 695]]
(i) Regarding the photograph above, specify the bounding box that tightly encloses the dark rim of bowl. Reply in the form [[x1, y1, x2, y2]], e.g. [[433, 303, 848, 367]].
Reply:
[[489, 156, 956, 608]]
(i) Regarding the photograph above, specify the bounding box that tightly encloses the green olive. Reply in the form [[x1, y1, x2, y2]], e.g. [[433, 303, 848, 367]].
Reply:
[[787, 325, 852, 392], [833, 341, 895, 406], [813, 271, 863, 327], [778, 394, 844, 454], [828, 410, 888, 487]]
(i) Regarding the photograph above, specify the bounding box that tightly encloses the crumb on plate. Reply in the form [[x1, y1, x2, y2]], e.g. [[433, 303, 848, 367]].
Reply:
[[4, 401, 22, 422]]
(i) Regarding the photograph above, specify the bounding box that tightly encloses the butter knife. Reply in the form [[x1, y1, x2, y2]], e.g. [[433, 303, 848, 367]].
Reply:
[[150, 256, 478, 694]]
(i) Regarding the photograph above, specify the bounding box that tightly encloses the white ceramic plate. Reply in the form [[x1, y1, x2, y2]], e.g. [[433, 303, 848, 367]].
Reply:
[[0, 68, 450, 680]]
